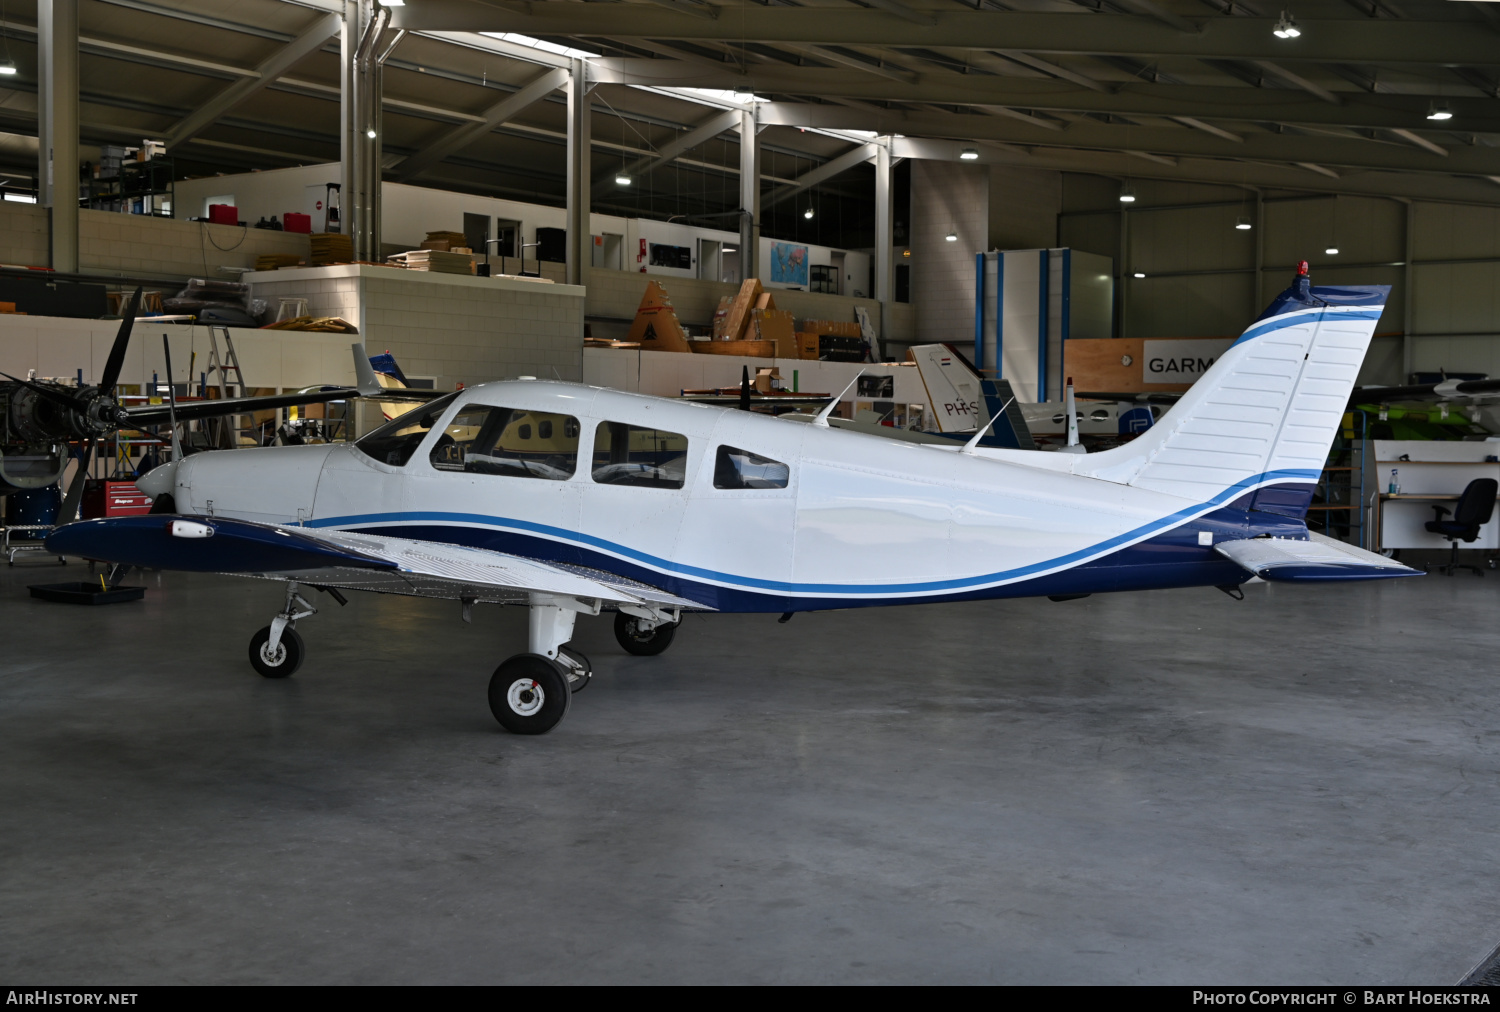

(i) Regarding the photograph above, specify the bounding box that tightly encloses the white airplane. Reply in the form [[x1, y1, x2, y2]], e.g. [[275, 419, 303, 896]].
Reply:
[[49, 264, 1419, 735]]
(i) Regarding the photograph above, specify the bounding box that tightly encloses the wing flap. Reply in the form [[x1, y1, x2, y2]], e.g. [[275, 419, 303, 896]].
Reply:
[[1214, 531, 1421, 582]]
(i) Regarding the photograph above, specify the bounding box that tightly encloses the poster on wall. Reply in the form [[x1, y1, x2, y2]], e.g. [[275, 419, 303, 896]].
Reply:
[[770, 243, 808, 286]]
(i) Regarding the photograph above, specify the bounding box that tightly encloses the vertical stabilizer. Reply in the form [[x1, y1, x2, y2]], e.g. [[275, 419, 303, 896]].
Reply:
[[1079, 267, 1388, 513]]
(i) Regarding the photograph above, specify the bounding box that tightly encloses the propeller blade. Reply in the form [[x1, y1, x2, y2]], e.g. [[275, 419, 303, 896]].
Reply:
[[58, 438, 96, 524], [161, 334, 184, 460], [98, 287, 141, 395], [0, 371, 87, 412]]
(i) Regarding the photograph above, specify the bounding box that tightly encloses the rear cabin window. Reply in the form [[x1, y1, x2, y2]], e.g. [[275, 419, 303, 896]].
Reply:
[[713, 445, 790, 490], [431, 405, 580, 480], [591, 422, 688, 489], [354, 392, 459, 467]]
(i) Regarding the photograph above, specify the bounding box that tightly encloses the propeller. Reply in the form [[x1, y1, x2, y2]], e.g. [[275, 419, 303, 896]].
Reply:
[[738, 365, 751, 411], [160, 333, 184, 460], [57, 289, 141, 524]]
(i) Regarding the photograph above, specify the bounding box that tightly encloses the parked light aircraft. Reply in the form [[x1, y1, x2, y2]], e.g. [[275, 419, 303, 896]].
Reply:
[[48, 264, 1420, 735]]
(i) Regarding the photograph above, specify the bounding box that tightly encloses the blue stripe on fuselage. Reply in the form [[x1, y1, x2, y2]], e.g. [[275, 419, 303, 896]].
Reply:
[[305, 469, 1318, 610]]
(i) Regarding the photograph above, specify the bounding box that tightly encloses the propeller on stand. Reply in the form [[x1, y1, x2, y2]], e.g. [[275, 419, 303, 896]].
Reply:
[[160, 333, 184, 461], [57, 288, 142, 524]]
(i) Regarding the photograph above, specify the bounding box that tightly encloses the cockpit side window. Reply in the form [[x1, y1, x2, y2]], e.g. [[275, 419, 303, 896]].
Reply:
[[591, 421, 688, 489], [713, 445, 790, 490], [353, 391, 459, 467], [431, 405, 580, 480]]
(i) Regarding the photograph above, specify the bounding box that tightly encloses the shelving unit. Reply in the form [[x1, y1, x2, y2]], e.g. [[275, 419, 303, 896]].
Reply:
[[86, 157, 174, 216], [1308, 411, 1367, 547]]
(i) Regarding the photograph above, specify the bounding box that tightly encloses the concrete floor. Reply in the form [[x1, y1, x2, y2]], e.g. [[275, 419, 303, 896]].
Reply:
[[1, 557, 1498, 985]]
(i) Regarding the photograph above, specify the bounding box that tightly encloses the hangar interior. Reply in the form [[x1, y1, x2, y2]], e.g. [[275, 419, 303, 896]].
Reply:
[[4, 0, 1500, 987]]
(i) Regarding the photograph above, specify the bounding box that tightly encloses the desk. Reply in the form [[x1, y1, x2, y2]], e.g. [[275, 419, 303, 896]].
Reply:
[[1373, 493, 1500, 552]]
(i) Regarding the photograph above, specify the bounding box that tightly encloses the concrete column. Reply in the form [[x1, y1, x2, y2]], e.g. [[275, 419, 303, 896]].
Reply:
[[38, 0, 78, 273], [342, 0, 384, 261], [874, 141, 892, 355], [738, 108, 759, 281], [1403, 199, 1415, 382], [1253, 190, 1264, 311], [565, 58, 591, 288]]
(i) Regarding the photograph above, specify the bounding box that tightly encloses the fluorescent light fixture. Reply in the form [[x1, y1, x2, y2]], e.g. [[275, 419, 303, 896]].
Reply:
[[803, 208, 814, 219], [376, 0, 405, 6], [945, 231, 958, 242], [3, 192, 36, 203], [1235, 217, 1253, 230], [1273, 11, 1301, 37], [1324, 247, 1339, 255], [1119, 184, 1136, 203], [0, 60, 16, 76], [1427, 103, 1453, 121], [959, 147, 979, 161], [1133, 272, 1146, 278], [615, 174, 632, 186]]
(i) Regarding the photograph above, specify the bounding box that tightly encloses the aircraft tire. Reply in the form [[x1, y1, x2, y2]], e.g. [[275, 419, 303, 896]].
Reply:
[[489, 654, 571, 734], [614, 612, 678, 657], [558, 645, 591, 693], [249, 626, 305, 679]]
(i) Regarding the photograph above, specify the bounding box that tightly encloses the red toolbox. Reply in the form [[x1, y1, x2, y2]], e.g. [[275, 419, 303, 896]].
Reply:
[[283, 212, 312, 234], [82, 479, 155, 519], [207, 203, 238, 226]]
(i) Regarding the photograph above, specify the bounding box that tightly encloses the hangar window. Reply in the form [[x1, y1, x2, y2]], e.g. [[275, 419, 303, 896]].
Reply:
[[713, 446, 790, 490], [354, 392, 459, 467], [649, 243, 692, 270], [591, 422, 688, 489], [430, 405, 579, 480]]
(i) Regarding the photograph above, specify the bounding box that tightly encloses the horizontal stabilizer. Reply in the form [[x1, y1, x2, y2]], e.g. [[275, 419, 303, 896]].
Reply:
[[1213, 532, 1421, 582]]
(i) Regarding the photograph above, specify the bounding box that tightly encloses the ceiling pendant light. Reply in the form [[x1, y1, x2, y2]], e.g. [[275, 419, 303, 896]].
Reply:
[[945, 231, 958, 242], [1273, 10, 1301, 38], [1324, 246, 1339, 255], [803, 207, 814, 220], [0, 59, 16, 76], [1133, 272, 1146, 278], [1427, 102, 1453, 122], [959, 147, 979, 161], [1235, 216, 1252, 230], [615, 174, 632, 186], [1119, 183, 1136, 203]]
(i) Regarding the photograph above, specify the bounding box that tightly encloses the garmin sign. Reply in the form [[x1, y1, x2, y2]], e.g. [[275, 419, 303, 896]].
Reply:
[[1143, 338, 1235, 384]]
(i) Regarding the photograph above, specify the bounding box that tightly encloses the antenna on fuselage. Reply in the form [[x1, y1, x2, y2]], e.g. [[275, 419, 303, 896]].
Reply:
[[959, 396, 1015, 454], [812, 371, 863, 428]]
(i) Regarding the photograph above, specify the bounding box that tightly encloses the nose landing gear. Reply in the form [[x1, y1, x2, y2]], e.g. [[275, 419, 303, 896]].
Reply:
[[248, 583, 316, 678]]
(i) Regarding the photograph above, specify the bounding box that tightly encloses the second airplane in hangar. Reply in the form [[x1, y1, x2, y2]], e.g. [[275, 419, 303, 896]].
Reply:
[[51, 264, 1418, 735]]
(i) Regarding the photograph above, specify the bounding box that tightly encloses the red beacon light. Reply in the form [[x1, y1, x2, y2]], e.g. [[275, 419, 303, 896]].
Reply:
[[1297, 260, 1310, 277]]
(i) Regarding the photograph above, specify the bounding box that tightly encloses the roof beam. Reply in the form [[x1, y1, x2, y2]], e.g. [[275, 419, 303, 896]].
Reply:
[[861, 0, 938, 27], [991, 50, 1110, 92], [391, 65, 569, 181], [163, 11, 340, 151], [762, 141, 878, 209], [391, 6, 1500, 66], [1172, 115, 1242, 142], [643, 0, 719, 21], [1387, 127, 1448, 157], [594, 107, 739, 187], [1251, 61, 1342, 105], [796, 46, 917, 84], [760, 103, 1486, 176]]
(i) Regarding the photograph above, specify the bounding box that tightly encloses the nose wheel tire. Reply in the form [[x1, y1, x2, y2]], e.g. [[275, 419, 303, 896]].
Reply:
[[558, 645, 591, 693], [249, 626, 305, 679], [489, 654, 571, 734], [614, 612, 679, 657]]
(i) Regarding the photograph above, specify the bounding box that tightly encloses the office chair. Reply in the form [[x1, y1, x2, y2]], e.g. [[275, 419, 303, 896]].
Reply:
[[1424, 477, 1498, 576]]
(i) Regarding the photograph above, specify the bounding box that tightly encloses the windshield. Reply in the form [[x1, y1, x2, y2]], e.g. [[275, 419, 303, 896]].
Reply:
[[354, 392, 460, 466]]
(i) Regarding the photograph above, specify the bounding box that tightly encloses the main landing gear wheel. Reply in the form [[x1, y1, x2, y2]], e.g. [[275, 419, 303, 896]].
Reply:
[[249, 625, 305, 679], [489, 654, 571, 734], [614, 612, 679, 656], [558, 645, 591, 693]]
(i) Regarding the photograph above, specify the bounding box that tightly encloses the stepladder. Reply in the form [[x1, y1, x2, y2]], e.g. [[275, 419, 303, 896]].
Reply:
[[205, 326, 256, 448]]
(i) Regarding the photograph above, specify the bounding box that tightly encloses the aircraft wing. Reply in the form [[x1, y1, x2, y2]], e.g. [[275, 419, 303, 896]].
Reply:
[[1213, 532, 1421, 582], [45, 515, 705, 610]]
